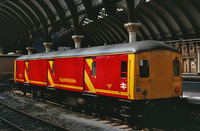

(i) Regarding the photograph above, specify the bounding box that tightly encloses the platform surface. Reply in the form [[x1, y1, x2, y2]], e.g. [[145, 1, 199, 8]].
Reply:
[[183, 81, 200, 104]]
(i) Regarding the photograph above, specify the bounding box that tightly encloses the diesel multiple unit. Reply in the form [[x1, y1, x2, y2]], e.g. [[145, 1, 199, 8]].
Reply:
[[14, 40, 182, 118]]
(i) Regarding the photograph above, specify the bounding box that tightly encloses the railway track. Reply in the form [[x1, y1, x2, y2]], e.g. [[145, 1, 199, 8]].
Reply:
[[12, 91, 200, 130], [0, 119, 18, 131], [0, 101, 68, 131]]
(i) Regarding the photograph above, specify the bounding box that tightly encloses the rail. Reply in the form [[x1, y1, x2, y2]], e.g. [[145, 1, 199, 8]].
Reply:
[[0, 101, 69, 131]]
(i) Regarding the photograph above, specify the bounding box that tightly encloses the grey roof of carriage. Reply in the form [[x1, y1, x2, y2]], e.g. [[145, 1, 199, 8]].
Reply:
[[16, 40, 179, 60]]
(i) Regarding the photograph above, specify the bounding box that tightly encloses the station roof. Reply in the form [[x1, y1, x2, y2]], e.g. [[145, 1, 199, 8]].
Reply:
[[0, 0, 199, 53], [16, 40, 178, 60]]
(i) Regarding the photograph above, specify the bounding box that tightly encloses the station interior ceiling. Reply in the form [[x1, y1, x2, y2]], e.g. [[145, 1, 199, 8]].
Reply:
[[0, 0, 199, 53]]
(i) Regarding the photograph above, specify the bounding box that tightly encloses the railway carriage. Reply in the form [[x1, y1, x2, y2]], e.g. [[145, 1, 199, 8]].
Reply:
[[14, 40, 182, 118]]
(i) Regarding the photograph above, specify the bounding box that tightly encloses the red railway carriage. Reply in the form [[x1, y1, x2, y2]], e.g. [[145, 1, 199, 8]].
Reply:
[[15, 52, 130, 99], [14, 40, 183, 117]]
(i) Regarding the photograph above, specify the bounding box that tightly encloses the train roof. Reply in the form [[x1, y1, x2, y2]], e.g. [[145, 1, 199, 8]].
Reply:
[[16, 40, 179, 60]]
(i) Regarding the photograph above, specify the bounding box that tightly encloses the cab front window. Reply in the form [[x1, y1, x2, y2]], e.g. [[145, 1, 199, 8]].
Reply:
[[173, 57, 179, 77], [139, 60, 149, 78]]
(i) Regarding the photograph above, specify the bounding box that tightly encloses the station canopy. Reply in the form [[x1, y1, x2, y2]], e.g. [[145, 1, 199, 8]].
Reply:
[[0, 0, 199, 53]]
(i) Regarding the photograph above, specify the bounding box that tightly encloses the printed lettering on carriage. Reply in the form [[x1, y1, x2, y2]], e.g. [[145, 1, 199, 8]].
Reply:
[[19, 74, 22, 78], [59, 77, 76, 83]]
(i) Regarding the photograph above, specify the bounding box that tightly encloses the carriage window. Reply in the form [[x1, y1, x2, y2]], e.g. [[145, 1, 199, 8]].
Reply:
[[92, 62, 96, 76], [52, 63, 55, 74], [173, 57, 179, 77], [25, 62, 29, 73], [27, 64, 29, 73], [140, 60, 149, 78], [121, 61, 127, 78]]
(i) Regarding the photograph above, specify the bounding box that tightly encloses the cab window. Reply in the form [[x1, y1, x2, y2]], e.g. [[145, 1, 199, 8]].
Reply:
[[139, 60, 149, 78], [173, 57, 179, 77], [121, 61, 127, 78]]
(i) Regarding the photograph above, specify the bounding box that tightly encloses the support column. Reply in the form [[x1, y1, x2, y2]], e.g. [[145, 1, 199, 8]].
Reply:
[[181, 59, 183, 73], [43, 42, 53, 52], [72, 35, 84, 49], [197, 46, 200, 74], [16, 50, 22, 55], [26, 47, 34, 55], [124, 22, 141, 43], [186, 58, 191, 73]]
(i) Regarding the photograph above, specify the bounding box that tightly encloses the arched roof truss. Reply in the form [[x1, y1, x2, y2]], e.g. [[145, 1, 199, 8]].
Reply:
[[0, 0, 199, 53]]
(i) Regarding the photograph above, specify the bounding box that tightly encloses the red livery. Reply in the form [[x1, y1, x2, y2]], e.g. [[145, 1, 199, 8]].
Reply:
[[15, 54, 128, 99]]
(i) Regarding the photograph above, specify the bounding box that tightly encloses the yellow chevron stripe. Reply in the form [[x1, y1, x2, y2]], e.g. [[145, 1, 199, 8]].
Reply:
[[86, 59, 93, 70], [96, 89, 128, 96], [48, 70, 55, 86], [29, 80, 46, 85], [49, 60, 54, 69], [25, 62, 29, 68], [55, 84, 83, 90], [84, 70, 96, 92], [86, 58, 96, 78], [15, 79, 24, 82], [29, 80, 82, 90], [24, 69, 29, 83], [25, 62, 29, 83]]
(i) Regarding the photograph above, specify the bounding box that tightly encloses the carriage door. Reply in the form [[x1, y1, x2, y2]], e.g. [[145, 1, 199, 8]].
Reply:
[[136, 52, 151, 99], [84, 58, 96, 93], [47, 60, 55, 87], [24, 61, 29, 83], [119, 59, 128, 93]]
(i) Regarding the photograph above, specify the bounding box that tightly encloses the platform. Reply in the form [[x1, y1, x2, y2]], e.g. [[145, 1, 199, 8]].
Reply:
[[183, 80, 200, 104], [182, 73, 200, 82]]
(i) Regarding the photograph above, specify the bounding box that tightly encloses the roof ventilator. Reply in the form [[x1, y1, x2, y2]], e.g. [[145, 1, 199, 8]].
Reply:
[[43, 42, 53, 52], [72, 35, 84, 49], [26, 47, 34, 55]]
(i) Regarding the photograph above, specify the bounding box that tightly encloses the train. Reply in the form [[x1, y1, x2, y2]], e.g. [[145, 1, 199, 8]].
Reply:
[[0, 54, 19, 92], [14, 40, 183, 120]]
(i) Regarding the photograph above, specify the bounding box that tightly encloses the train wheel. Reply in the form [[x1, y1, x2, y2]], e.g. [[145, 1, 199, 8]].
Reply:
[[41, 90, 46, 102], [120, 105, 132, 124], [96, 105, 105, 118], [84, 102, 92, 115]]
